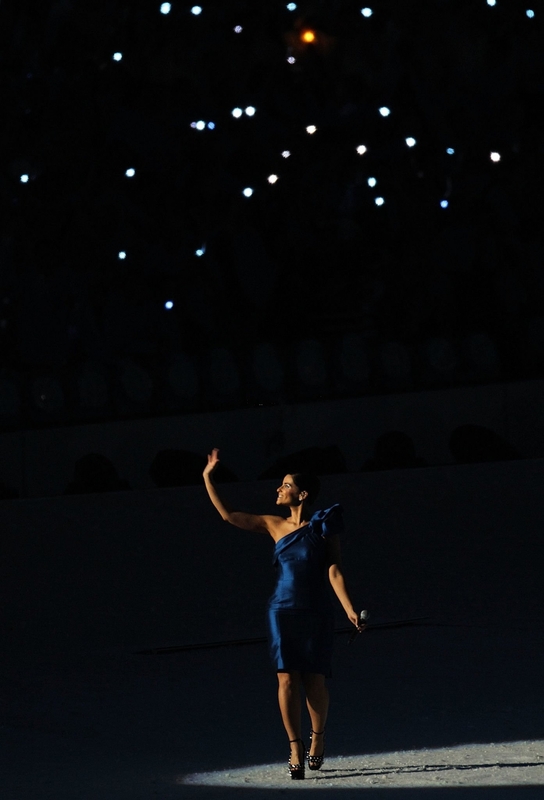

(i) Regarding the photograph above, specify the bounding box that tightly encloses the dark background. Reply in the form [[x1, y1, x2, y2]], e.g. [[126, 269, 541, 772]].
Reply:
[[1, 0, 544, 429]]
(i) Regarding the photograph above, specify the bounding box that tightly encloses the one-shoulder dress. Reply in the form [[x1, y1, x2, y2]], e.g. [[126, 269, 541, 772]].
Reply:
[[266, 504, 343, 677]]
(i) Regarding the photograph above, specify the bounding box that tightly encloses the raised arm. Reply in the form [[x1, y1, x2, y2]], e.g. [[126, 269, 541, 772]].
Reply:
[[326, 535, 364, 629], [203, 448, 270, 533]]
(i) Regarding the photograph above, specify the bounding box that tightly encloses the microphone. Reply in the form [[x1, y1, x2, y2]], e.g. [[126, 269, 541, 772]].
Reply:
[[348, 609, 368, 644]]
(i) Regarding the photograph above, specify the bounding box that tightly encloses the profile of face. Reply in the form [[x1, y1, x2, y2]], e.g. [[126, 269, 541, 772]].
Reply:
[[276, 474, 307, 506]]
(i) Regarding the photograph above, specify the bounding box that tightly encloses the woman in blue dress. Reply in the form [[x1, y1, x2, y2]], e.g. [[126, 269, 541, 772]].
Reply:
[[203, 448, 363, 780]]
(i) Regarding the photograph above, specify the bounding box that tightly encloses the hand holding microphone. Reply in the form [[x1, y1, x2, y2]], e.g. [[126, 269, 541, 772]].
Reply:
[[348, 609, 368, 644]]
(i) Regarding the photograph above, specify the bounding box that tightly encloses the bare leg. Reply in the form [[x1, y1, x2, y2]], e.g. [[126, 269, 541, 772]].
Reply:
[[277, 671, 304, 764], [302, 672, 329, 757]]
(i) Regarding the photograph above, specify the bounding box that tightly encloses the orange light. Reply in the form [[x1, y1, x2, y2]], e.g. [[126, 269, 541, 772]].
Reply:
[[301, 30, 316, 43]]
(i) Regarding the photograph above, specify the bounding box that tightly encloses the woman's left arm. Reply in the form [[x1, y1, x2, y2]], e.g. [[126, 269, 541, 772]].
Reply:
[[327, 536, 362, 629]]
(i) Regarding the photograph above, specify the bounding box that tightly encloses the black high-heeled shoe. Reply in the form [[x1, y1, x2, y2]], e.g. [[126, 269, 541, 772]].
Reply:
[[288, 738, 306, 780], [307, 729, 325, 771]]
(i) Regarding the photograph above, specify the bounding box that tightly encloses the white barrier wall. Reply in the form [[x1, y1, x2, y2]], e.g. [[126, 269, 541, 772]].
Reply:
[[2, 377, 544, 498], [1, 460, 543, 653]]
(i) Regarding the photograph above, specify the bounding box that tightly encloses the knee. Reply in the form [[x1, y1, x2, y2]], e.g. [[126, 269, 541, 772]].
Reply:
[[302, 673, 326, 695], [278, 671, 300, 691]]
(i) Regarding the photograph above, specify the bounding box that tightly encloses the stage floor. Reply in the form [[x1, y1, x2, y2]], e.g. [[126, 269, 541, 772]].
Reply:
[[1, 623, 542, 799]]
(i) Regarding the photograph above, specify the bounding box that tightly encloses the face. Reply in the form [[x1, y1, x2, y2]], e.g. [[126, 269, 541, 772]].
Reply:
[[276, 475, 306, 506]]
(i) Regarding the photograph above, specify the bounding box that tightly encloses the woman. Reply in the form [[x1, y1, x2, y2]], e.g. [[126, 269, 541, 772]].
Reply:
[[203, 448, 363, 780]]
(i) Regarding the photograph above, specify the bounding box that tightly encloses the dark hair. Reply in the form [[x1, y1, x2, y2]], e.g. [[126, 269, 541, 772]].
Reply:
[[291, 472, 321, 505]]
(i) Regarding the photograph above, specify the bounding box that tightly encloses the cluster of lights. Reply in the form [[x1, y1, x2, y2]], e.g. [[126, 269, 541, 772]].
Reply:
[[231, 106, 256, 118], [20, 174, 29, 183], [31, 5, 520, 292], [190, 120, 215, 130]]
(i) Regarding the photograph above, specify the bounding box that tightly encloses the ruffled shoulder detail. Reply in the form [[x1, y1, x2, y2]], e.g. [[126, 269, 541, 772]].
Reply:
[[310, 503, 344, 538]]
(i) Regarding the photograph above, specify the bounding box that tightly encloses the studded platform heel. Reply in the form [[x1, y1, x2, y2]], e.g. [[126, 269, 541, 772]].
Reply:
[[288, 738, 306, 780], [307, 729, 325, 771]]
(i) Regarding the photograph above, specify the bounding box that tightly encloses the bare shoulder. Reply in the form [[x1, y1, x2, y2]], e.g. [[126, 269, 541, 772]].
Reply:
[[260, 515, 289, 540]]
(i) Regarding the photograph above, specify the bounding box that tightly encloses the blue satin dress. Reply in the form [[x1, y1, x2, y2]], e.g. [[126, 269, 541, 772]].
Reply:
[[267, 504, 344, 676]]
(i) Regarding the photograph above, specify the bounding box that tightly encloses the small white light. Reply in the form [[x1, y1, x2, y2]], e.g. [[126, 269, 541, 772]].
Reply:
[[287, 3, 297, 10], [306, 125, 317, 134], [234, 25, 243, 32], [20, 174, 29, 183], [356, 144, 367, 155], [160, 2, 171, 13], [190, 122, 197, 128], [526, 9, 535, 18], [118, 251, 127, 260], [361, 7, 373, 16], [487, 0, 496, 6], [125, 168, 136, 177], [379, 106, 391, 117], [446, 147, 455, 155], [267, 174, 279, 184], [195, 120, 206, 130], [165, 301, 174, 309], [281, 150, 291, 158], [207, 122, 215, 130], [242, 188, 254, 197], [405, 137, 416, 147], [375, 197, 385, 206], [191, 5, 202, 14], [196, 248, 205, 257], [113, 52, 123, 62], [287, 56, 296, 64], [490, 151, 501, 162], [367, 177, 377, 187], [231, 107, 243, 118], [440, 200, 449, 208], [245, 106, 256, 116]]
